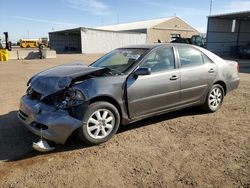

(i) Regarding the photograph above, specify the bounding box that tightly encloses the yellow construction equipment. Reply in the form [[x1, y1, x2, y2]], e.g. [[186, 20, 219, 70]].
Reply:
[[0, 49, 8, 61]]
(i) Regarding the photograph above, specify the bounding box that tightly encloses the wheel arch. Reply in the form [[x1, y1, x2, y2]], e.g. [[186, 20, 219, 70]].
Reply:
[[214, 80, 227, 95], [89, 95, 122, 120]]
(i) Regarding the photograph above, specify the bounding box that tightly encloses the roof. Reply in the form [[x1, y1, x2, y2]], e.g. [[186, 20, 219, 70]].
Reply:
[[120, 43, 195, 49], [96, 17, 175, 31], [49, 27, 82, 34], [49, 27, 147, 35], [208, 11, 250, 20], [121, 44, 164, 49]]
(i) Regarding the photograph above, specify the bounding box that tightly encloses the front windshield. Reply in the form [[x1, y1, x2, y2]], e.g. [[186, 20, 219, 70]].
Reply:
[[90, 48, 147, 74]]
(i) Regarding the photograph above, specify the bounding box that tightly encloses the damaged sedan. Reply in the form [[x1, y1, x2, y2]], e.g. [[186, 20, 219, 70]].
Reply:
[[18, 44, 240, 151]]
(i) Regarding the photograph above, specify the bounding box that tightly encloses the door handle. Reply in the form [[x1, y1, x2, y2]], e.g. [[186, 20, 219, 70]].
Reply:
[[170, 75, 179, 80], [208, 68, 215, 73]]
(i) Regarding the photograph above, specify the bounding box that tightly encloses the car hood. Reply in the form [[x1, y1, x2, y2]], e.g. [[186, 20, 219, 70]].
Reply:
[[29, 63, 108, 98]]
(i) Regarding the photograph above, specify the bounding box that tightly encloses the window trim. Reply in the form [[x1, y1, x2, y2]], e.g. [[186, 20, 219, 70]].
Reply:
[[202, 53, 214, 64]]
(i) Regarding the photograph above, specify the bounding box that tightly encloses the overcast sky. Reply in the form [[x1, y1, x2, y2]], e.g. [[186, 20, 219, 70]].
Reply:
[[0, 0, 250, 41]]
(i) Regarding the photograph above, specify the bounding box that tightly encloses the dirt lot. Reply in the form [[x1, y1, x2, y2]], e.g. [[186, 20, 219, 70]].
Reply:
[[0, 55, 249, 188]]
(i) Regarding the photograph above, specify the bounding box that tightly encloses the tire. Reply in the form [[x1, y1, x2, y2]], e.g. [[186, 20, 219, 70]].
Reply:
[[202, 84, 224, 113], [78, 101, 120, 145]]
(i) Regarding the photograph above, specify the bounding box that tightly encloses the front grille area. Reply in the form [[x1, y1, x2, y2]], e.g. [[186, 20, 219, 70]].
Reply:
[[18, 110, 28, 121]]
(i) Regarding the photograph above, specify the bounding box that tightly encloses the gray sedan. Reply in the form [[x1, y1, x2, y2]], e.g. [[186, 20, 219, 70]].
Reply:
[[18, 44, 240, 147]]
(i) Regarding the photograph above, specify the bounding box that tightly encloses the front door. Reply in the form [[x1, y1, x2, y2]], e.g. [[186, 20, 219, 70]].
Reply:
[[127, 47, 181, 119]]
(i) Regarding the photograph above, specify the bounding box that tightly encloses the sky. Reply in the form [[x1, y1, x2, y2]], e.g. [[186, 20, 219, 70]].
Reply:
[[0, 0, 250, 41]]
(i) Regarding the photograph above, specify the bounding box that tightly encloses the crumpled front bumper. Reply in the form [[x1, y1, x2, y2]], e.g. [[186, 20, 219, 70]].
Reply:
[[18, 95, 83, 144]]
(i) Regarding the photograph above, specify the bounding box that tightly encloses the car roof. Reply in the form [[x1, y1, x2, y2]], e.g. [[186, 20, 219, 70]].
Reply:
[[120, 43, 194, 50]]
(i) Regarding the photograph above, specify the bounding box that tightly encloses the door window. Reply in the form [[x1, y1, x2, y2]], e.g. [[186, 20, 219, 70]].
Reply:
[[178, 46, 204, 68], [140, 47, 175, 73]]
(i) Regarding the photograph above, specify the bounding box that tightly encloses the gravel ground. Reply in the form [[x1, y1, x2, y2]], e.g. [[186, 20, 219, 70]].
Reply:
[[0, 55, 249, 188]]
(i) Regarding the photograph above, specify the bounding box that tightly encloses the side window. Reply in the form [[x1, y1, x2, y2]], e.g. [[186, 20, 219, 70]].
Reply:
[[140, 47, 175, 73], [178, 46, 204, 68]]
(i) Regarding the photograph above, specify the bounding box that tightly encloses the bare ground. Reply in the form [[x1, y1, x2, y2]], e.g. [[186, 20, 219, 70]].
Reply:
[[0, 55, 249, 188]]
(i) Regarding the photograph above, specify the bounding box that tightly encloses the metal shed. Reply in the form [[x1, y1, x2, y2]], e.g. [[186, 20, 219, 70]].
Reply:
[[49, 27, 146, 54], [206, 11, 250, 56]]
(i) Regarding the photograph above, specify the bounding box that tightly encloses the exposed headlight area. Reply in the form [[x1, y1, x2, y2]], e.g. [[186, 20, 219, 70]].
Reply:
[[55, 88, 85, 109], [26, 87, 42, 100], [26, 87, 86, 110]]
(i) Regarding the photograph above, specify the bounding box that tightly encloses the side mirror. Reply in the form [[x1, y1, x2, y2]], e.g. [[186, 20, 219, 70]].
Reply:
[[133, 67, 151, 76]]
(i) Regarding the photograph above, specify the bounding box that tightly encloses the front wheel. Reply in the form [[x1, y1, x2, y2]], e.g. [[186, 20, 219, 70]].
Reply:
[[202, 84, 224, 113], [78, 101, 120, 145]]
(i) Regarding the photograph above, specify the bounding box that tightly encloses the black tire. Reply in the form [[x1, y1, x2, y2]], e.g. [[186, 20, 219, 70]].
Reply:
[[78, 101, 120, 145], [202, 84, 224, 113]]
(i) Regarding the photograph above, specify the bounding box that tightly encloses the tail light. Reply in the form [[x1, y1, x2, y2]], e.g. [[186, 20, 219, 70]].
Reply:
[[237, 62, 240, 72]]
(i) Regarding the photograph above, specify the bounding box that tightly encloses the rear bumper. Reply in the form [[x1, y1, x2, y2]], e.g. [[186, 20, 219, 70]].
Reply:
[[227, 77, 240, 93], [18, 95, 82, 144]]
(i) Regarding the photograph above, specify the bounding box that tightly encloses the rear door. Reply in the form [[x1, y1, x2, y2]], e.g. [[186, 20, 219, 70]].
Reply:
[[126, 46, 181, 119], [176, 46, 217, 105]]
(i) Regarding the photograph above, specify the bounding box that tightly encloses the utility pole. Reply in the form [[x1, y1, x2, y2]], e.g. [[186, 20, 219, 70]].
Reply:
[[209, 0, 213, 16]]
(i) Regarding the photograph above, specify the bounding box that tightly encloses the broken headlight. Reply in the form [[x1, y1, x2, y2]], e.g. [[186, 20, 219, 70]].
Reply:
[[56, 88, 85, 109]]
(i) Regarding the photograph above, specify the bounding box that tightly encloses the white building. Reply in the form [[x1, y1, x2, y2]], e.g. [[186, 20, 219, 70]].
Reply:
[[49, 27, 146, 54]]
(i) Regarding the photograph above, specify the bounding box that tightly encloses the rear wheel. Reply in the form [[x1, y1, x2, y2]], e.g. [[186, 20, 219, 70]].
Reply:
[[202, 84, 224, 112], [78, 101, 120, 145]]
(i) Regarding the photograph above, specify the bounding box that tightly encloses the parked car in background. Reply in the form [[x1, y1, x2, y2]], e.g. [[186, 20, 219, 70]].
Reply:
[[18, 44, 240, 149]]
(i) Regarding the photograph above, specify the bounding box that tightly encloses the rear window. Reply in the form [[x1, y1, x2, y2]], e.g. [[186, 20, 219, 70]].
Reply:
[[177, 46, 204, 68]]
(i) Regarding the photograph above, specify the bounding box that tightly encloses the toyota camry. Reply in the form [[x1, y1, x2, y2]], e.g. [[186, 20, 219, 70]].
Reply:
[[18, 44, 240, 151]]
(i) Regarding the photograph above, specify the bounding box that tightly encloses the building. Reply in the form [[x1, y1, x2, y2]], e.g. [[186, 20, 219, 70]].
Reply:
[[97, 17, 199, 43], [49, 27, 146, 53], [49, 17, 198, 54], [206, 11, 250, 56]]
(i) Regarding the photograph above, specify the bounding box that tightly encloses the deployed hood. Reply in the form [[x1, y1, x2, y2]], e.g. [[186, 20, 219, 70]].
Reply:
[[29, 63, 108, 97]]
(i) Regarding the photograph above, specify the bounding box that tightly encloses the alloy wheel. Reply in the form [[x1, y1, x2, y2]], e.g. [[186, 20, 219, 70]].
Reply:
[[86, 109, 115, 139], [208, 87, 223, 110]]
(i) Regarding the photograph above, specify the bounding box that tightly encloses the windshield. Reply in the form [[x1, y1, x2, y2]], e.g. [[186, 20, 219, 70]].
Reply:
[[90, 48, 147, 74]]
